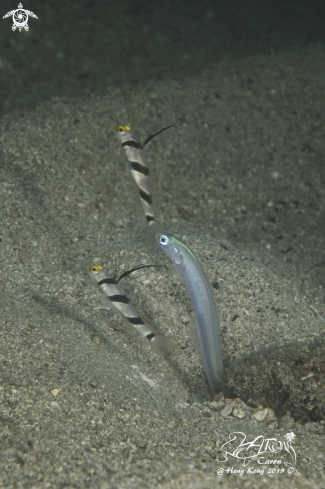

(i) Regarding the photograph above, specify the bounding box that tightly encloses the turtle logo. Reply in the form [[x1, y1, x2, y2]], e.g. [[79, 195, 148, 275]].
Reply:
[[3, 3, 38, 32]]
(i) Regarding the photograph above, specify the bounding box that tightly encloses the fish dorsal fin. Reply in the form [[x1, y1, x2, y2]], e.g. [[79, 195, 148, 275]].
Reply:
[[189, 316, 204, 365], [142, 125, 174, 151], [117, 264, 165, 284]]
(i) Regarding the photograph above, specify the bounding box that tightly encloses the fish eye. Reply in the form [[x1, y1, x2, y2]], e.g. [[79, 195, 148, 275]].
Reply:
[[160, 235, 168, 245]]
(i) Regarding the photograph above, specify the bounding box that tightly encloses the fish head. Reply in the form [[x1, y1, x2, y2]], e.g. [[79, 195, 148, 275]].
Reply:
[[87, 265, 104, 282], [115, 125, 131, 143], [156, 232, 183, 265]]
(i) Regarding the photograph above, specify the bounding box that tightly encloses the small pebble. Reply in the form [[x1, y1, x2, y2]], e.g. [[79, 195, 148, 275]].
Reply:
[[91, 334, 100, 345], [252, 408, 268, 421], [50, 388, 60, 396], [233, 407, 246, 419]]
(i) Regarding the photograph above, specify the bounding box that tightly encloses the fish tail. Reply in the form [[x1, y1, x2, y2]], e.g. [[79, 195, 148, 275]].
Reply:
[[150, 334, 177, 356]]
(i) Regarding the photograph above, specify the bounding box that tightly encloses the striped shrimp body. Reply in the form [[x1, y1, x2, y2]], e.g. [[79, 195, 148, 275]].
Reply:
[[87, 265, 176, 356], [115, 125, 173, 235], [156, 233, 226, 395]]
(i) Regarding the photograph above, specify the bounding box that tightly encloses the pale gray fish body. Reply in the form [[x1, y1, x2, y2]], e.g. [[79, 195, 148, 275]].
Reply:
[[115, 125, 156, 227], [87, 265, 176, 355], [156, 233, 225, 395]]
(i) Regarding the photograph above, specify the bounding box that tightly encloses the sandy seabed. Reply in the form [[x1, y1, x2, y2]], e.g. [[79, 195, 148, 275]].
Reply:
[[0, 43, 325, 488]]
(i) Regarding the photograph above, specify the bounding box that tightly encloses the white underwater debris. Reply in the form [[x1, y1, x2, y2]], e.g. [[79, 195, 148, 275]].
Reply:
[[131, 365, 158, 388]]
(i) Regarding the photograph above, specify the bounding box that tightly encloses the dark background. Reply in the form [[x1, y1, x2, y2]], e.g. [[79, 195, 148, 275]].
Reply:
[[0, 0, 324, 115]]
